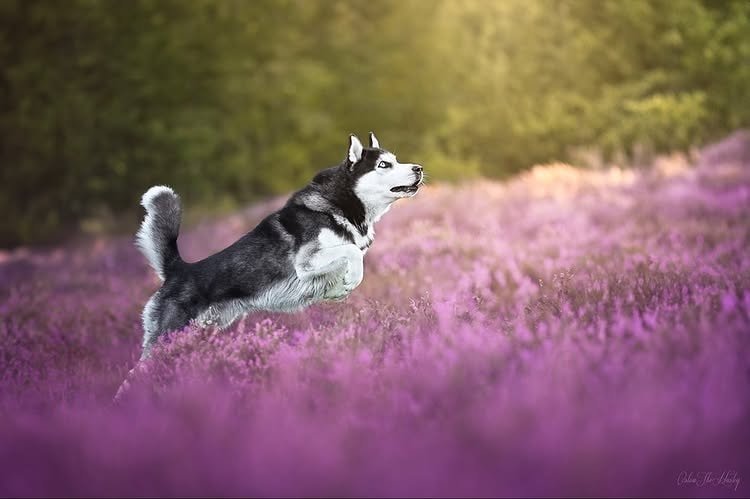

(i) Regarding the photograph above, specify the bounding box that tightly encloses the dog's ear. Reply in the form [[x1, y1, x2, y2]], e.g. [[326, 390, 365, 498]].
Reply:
[[347, 134, 363, 165], [368, 131, 380, 149]]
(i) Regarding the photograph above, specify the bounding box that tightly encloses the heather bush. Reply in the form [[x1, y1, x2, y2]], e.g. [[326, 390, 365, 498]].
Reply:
[[0, 133, 749, 496]]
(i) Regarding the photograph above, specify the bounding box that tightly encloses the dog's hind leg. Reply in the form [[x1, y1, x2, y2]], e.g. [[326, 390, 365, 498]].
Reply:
[[140, 291, 161, 351], [140, 297, 191, 360], [113, 292, 192, 403], [113, 291, 165, 402]]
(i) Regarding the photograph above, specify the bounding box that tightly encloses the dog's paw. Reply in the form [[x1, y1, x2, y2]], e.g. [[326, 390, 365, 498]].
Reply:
[[322, 280, 350, 301], [323, 275, 355, 301], [324, 289, 350, 302], [342, 260, 363, 291]]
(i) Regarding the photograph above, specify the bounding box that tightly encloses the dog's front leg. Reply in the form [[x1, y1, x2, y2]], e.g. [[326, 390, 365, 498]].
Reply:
[[323, 249, 363, 301], [334, 247, 364, 298], [296, 243, 363, 301]]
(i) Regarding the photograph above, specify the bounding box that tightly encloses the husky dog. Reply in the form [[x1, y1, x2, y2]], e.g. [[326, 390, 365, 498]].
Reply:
[[135, 132, 423, 359]]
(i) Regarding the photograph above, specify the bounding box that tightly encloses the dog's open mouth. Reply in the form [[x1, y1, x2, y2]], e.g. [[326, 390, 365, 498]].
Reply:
[[390, 178, 423, 194]]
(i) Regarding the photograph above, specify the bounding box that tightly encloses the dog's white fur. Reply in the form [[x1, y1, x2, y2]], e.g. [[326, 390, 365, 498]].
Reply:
[[354, 151, 417, 221]]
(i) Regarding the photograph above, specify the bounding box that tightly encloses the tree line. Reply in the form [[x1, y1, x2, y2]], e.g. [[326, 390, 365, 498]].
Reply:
[[1, 0, 748, 246]]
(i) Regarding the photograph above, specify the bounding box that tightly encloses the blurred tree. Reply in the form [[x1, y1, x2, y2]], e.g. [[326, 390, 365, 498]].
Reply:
[[0, 0, 748, 246], [0, 0, 226, 245]]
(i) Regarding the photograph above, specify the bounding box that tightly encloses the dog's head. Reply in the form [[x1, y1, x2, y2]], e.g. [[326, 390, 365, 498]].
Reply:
[[346, 132, 424, 209]]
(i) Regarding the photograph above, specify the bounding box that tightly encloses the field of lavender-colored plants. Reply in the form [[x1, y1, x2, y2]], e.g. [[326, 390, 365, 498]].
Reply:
[[1, 133, 749, 496]]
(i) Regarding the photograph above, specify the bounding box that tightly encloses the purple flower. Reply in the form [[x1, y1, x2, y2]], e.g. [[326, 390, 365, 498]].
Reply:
[[1, 133, 749, 496]]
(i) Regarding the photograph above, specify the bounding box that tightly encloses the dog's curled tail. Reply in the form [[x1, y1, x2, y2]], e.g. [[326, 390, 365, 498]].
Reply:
[[135, 185, 183, 281]]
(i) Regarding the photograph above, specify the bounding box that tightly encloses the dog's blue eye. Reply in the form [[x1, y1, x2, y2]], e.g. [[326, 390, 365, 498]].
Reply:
[[378, 161, 391, 169]]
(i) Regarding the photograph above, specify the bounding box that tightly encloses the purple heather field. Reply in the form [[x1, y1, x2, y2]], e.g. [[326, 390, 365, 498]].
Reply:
[[1, 133, 750, 497]]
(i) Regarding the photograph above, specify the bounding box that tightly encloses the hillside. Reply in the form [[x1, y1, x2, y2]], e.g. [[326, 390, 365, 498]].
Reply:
[[1, 133, 749, 496]]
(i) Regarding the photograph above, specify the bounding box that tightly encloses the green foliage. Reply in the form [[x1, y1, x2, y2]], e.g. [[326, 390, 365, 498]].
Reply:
[[1, 0, 749, 246], [0, 0, 224, 245]]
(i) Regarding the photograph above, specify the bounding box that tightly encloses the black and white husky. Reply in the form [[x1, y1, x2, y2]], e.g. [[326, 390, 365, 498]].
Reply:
[[135, 132, 423, 359]]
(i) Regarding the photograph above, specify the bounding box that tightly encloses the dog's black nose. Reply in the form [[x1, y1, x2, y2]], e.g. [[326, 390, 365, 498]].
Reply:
[[412, 164, 423, 173]]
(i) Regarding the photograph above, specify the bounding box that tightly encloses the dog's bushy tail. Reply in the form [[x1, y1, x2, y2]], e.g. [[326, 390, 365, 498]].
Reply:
[[135, 186, 183, 281]]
